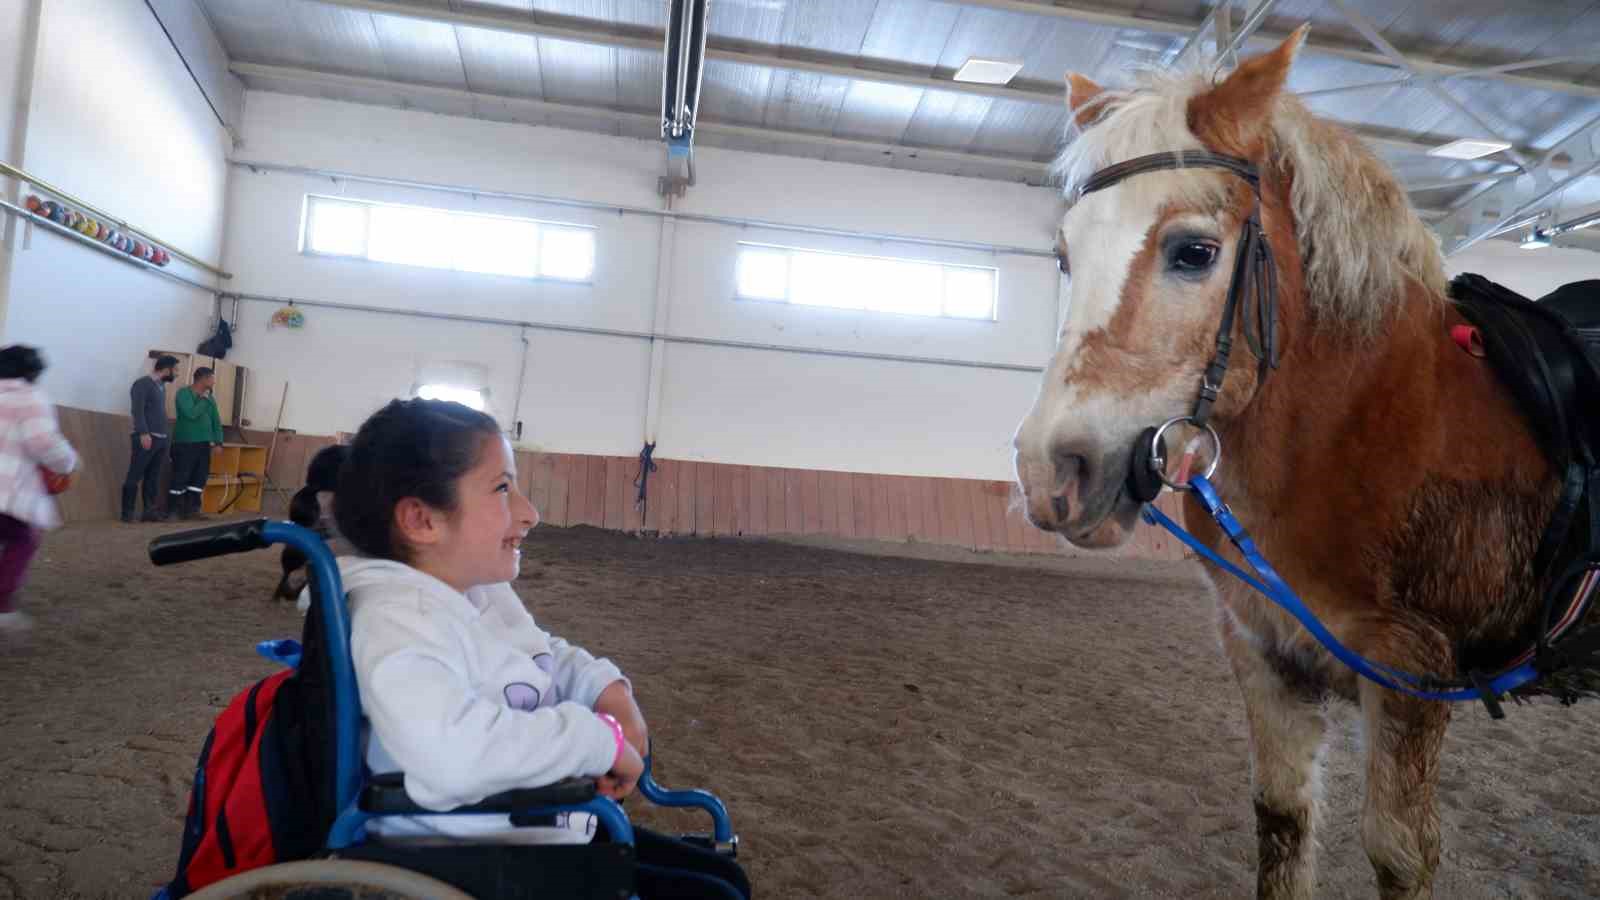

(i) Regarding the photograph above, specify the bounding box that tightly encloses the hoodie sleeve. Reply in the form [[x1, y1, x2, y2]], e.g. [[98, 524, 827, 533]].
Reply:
[[350, 587, 619, 811], [19, 386, 78, 475], [479, 583, 628, 708]]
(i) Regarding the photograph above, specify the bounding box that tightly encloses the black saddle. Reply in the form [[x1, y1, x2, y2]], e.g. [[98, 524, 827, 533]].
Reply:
[[1448, 274, 1600, 671]]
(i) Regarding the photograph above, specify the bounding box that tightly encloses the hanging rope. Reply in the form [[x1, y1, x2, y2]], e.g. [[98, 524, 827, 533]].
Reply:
[[634, 442, 658, 525]]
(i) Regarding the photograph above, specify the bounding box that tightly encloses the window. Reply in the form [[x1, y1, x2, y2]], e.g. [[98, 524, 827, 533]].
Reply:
[[416, 383, 487, 411], [734, 243, 997, 320], [301, 195, 595, 282]]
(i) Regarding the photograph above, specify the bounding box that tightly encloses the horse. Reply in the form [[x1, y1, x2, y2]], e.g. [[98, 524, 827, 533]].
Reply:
[[1011, 26, 1593, 900]]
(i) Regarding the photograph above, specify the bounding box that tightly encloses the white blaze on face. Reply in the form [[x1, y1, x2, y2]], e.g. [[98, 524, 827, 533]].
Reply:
[[1020, 178, 1175, 472]]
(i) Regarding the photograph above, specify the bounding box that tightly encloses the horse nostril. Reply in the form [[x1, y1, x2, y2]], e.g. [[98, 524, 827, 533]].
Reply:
[[1051, 494, 1070, 521], [1052, 451, 1086, 490]]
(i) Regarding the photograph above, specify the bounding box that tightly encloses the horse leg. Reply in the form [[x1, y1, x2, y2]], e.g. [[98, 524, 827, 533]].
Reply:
[[1358, 680, 1449, 899], [1220, 607, 1329, 900]]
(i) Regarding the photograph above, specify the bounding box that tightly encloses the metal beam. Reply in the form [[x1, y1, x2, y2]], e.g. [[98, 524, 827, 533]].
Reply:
[[230, 63, 1052, 178], [1437, 111, 1600, 256], [1174, 0, 1283, 75], [948, 0, 1600, 102], [1405, 172, 1516, 193], [1331, 0, 1530, 170], [1294, 56, 1589, 100]]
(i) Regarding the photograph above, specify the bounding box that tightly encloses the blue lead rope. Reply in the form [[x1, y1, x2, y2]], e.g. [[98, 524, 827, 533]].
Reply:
[[1142, 475, 1541, 706]]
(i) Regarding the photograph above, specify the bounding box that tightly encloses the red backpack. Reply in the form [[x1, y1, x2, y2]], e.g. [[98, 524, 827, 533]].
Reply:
[[155, 639, 332, 899]]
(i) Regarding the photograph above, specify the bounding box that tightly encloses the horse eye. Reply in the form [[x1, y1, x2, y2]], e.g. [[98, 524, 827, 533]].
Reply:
[[1056, 249, 1070, 275], [1171, 242, 1218, 273]]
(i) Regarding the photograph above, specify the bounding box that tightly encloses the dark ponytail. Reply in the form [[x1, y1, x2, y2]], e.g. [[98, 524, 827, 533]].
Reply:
[[273, 444, 351, 601], [335, 398, 501, 563]]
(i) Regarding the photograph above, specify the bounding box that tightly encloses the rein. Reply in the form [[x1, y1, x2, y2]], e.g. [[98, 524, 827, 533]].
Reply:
[[1079, 151, 1597, 718]]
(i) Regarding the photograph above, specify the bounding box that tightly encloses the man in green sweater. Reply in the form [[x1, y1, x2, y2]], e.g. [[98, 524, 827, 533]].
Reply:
[[171, 367, 223, 520]]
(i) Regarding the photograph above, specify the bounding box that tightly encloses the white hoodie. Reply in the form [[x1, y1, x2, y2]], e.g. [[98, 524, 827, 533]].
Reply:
[[335, 556, 627, 844]]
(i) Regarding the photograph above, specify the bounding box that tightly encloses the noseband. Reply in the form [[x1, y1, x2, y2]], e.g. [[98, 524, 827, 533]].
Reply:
[[1072, 150, 1281, 502]]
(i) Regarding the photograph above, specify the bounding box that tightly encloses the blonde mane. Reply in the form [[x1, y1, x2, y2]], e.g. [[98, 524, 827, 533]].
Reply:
[[1052, 67, 1447, 335]]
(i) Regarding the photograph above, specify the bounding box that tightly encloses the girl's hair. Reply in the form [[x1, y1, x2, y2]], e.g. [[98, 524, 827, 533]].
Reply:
[[0, 345, 46, 383], [273, 443, 350, 602], [335, 398, 502, 563]]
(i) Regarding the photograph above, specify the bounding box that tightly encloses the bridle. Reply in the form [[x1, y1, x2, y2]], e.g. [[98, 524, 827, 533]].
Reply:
[[1068, 150, 1281, 502]]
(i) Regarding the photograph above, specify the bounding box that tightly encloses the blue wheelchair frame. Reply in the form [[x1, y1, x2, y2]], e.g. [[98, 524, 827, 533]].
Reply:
[[151, 519, 735, 870]]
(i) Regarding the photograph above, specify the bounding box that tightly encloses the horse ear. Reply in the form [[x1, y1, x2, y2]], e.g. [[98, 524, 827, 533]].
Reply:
[[1065, 73, 1105, 128], [1188, 24, 1309, 151]]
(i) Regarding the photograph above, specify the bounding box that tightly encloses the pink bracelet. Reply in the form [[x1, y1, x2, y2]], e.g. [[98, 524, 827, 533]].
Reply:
[[596, 712, 626, 767]]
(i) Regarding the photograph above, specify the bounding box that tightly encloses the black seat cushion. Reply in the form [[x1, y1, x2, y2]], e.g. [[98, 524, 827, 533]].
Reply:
[[335, 841, 635, 899]]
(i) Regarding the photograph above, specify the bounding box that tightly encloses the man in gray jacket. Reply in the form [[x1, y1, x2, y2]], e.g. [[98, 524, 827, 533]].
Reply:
[[121, 355, 179, 522]]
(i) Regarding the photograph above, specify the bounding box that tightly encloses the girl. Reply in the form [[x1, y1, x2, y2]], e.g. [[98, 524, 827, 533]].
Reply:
[[315, 398, 750, 899], [0, 345, 78, 634]]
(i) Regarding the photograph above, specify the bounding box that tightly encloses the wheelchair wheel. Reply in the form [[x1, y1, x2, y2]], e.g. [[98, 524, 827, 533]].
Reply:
[[185, 859, 476, 900]]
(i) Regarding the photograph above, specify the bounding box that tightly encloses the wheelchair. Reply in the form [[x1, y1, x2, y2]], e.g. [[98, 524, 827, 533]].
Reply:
[[149, 519, 739, 900]]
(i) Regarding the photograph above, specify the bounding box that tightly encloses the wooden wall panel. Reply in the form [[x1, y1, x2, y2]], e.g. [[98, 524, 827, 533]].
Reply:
[[851, 473, 872, 539], [798, 470, 822, 534], [903, 475, 928, 542], [565, 456, 593, 526], [968, 481, 994, 552], [641, 458, 663, 532], [816, 470, 839, 535], [515, 450, 537, 503], [1003, 503, 1027, 555], [917, 479, 940, 545], [783, 469, 804, 534], [886, 477, 910, 542], [979, 483, 1008, 554], [530, 454, 556, 521], [934, 479, 962, 547], [695, 462, 716, 537], [647, 458, 676, 533], [712, 465, 735, 536], [833, 471, 855, 539], [745, 465, 768, 536], [674, 461, 696, 534], [731, 466, 749, 537], [765, 468, 787, 535], [544, 454, 572, 527]]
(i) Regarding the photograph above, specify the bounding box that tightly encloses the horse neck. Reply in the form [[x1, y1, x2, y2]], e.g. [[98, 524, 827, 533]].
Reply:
[[1210, 181, 1455, 516]]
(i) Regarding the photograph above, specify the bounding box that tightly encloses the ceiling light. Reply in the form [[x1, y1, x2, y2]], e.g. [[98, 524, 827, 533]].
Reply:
[[1520, 228, 1551, 250], [954, 58, 1024, 86], [1428, 139, 1513, 160]]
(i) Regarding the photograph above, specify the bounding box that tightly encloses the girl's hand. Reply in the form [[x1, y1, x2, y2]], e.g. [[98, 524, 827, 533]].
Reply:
[[597, 741, 643, 800]]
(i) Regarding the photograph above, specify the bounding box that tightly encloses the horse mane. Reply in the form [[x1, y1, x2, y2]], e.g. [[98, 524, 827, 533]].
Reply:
[[1052, 66, 1447, 336]]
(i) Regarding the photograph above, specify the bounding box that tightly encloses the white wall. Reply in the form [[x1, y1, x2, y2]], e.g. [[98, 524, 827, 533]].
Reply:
[[1, 0, 230, 414], [223, 92, 1063, 480], [1445, 238, 1599, 299]]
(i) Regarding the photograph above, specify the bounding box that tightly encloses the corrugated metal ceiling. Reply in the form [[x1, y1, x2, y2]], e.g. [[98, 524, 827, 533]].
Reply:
[[199, 0, 1600, 246]]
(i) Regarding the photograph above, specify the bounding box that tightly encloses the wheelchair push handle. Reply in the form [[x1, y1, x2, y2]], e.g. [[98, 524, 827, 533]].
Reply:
[[149, 518, 271, 566]]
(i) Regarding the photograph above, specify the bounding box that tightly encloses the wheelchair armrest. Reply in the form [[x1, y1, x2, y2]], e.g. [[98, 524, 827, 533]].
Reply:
[[361, 773, 599, 815]]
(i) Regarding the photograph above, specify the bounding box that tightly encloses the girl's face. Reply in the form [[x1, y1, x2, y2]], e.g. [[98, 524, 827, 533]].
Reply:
[[409, 434, 539, 592]]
